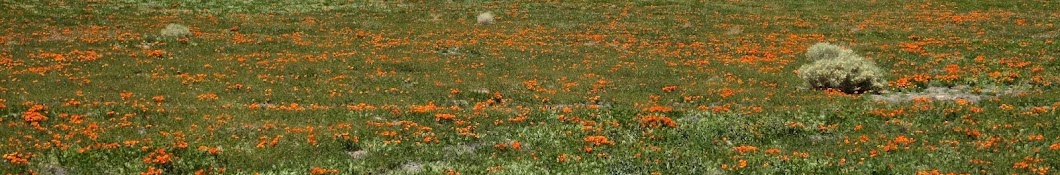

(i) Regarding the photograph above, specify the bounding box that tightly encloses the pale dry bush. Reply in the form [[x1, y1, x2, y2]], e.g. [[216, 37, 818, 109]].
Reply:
[[160, 23, 191, 38], [477, 12, 494, 25], [798, 43, 887, 94]]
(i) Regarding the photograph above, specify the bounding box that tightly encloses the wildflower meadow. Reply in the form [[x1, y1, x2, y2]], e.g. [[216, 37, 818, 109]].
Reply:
[[1, 1, 1058, 174]]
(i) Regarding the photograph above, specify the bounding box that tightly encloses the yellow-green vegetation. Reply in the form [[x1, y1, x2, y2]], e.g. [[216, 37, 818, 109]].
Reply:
[[1, 0, 1059, 174], [798, 43, 888, 94], [159, 24, 192, 38]]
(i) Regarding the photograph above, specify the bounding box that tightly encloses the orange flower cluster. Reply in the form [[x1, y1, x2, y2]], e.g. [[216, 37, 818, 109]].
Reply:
[[69, 49, 102, 62], [22, 104, 48, 123], [718, 88, 738, 98], [152, 95, 165, 102], [256, 135, 283, 148], [310, 167, 339, 175], [892, 74, 932, 88], [733, 145, 759, 154], [894, 135, 916, 145], [638, 115, 677, 128], [145, 49, 167, 57], [346, 103, 377, 111], [643, 105, 672, 113], [143, 148, 174, 165], [1012, 156, 1050, 174], [869, 109, 905, 118], [435, 113, 456, 121], [232, 32, 254, 44], [196, 93, 219, 101], [2, 152, 30, 165], [197, 146, 222, 155], [883, 135, 917, 152], [494, 141, 523, 151], [583, 135, 613, 146], [522, 79, 543, 92], [661, 85, 678, 92], [721, 159, 749, 170], [410, 102, 439, 113]]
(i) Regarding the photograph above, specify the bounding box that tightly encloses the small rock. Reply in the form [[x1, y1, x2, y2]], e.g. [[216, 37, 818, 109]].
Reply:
[[41, 164, 68, 175]]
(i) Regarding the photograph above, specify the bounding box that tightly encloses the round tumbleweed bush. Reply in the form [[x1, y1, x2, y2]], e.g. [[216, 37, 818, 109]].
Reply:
[[476, 12, 495, 25], [160, 23, 192, 38], [798, 43, 887, 94]]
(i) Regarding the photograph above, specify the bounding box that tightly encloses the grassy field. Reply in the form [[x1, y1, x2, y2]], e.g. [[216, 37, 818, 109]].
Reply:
[[1, 0, 1059, 174]]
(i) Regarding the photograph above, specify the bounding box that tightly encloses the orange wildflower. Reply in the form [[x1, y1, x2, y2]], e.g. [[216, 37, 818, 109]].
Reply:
[[256, 136, 268, 148], [643, 105, 673, 113], [146, 49, 167, 57], [410, 102, 439, 113], [22, 110, 47, 123], [22, 104, 49, 125], [143, 148, 174, 165], [309, 167, 339, 175], [718, 88, 738, 98], [638, 115, 678, 128], [196, 93, 219, 101], [307, 134, 318, 146], [661, 85, 679, 92], [435, 113, 456, 121], [2, 152, 30, 165], [584, 135, 614, 146], [346, 103, 377, 111], [894, 135, 915, 145], [734, 145, 759, 154], [510, 141, 523, 150], [197, 146, 222, 155], [943, 64, 960, 74], [915, 169, 941, 175], [1000, 104, 1015, 111]]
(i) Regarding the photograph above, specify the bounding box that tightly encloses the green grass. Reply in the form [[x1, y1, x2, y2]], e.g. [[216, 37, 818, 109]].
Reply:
[[1, 0, 1059, 174]]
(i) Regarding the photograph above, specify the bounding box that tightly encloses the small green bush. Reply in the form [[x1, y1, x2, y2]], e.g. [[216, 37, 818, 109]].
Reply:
[[798, 43, 887, 94], [160, 23, 192, 38]]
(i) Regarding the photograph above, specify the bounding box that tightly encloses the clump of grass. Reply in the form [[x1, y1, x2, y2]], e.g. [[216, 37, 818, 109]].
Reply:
[[160, 23, 191, 38], [476, 12, 494, 25], [798, 43, 887, 94]]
